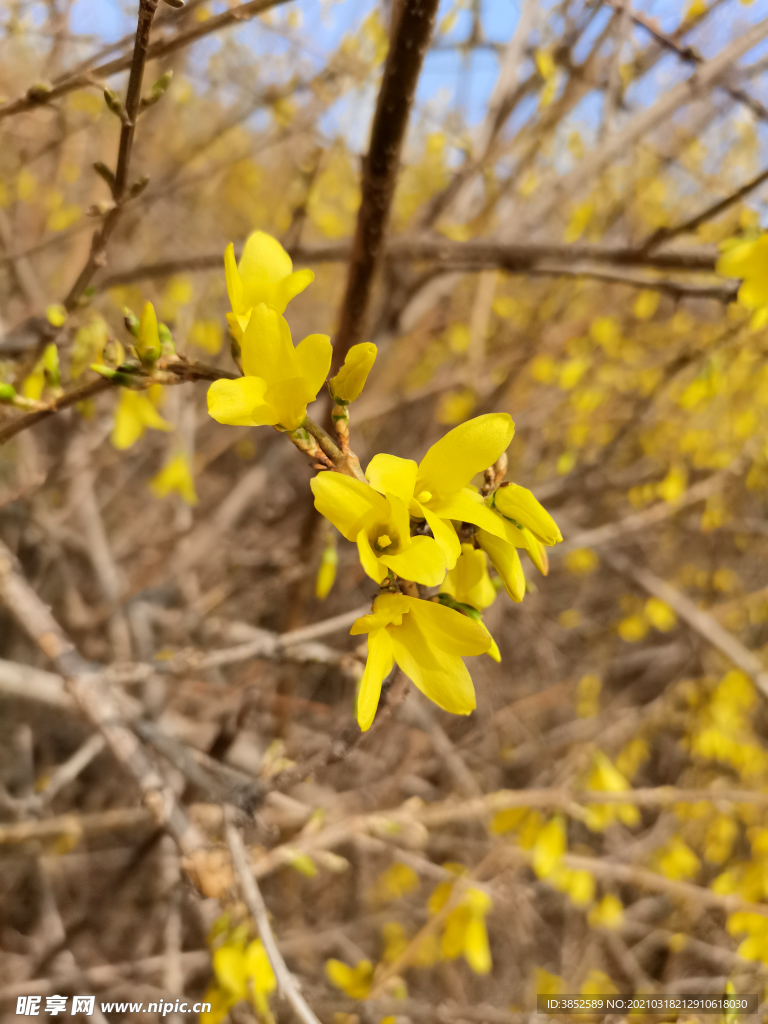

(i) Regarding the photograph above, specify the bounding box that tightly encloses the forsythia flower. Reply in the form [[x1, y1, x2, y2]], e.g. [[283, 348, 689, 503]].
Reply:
[[365, 413, 516, 571], [111, 387, 172, 450], [324, 959, 374, 999], [311, 473, 447, 586], [440, 544, 501, 661], [135, 301, 161, 363], [329, 342, 377, 404], [202, 936, 276, 1024], [442, 543, 497, 609], [315, 537, 338, 600], [478, 480, 562, 597], [149, 452, 197, 505], [350, 593, 491, 730], [440, 887, 493, 975], [207, 304, 332, 432], [224, 231, 314, 341], [716, 234, 768, 309], [584, 751, 640, 831]]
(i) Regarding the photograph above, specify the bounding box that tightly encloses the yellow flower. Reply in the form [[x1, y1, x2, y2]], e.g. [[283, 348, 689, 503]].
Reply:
[[365, 413, 516, 573], [325, 959, 374, 999], [202, 937, 276, 1024], [654, 836, 700, 881], [532, 815, 566, 879], [315, 537, 338, 600], [111, 388, 172, 450], [329, 342, 377, 404], [442, 543, 497, 610], [441, 887, 493, 975], [311, 473, 447, 587], [440, 544, 501, 661], [371, 862, 420, 903], [487, 482, 563, 545], [135, 301, 161, 363], [350, 593, 491, 730], [584, 751, 640, 831], [587, 894, 624, 930], [716, 234, 768, 309], [207, 304, 331, 432], [224, 230, 314, 341], [149, 452, 198, 506]]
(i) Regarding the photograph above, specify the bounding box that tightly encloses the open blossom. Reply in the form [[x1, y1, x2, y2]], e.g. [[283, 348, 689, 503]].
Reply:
[[111, 386, 172, 450], [224, 231, 314, 343], [149, 452, 197, 506], [350, 593, 491, 730], [716, 234, 768, 309], [441, 543, 501, 661], [310, 473, 446, 587], [365, 413, 516, 570], [207, 304, 331, 432]]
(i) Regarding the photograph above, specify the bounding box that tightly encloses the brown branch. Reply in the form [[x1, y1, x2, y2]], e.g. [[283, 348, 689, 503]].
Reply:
[[0, 539, 205, 857], [96, 237, 720, 291], [0, 0, 293, 124], [0, 358, 232, 448], [225, 817, 322, 1024], [330, 0, 441, 375], [603, 548, 768, 698], [641, 164, 768, 253], [63, 0, 160, 310]]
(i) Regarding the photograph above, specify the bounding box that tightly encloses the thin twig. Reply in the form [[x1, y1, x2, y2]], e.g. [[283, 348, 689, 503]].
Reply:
[[225, 815, 322, 1024]]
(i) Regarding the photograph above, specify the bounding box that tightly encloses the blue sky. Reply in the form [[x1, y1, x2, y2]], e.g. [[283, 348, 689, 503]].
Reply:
[[53, 0, 768, 156]]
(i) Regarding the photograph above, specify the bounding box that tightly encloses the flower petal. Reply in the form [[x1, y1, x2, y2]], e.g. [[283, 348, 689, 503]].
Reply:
[[311, 473, 386, 541], [366, 454, 418, 504], [380, 535, 446, 587], [476, 530, 526, 602], [295, 332, 332, 398], [493, 483, 562, 545], [357, 629, 394, 731], [238, 231, 293, 308], [406, 597, 491, 656], [263, 377, 313, 431], [224, 243, 245, 314], [429, 488, 509, 538], [390, 611, 477, 715], [356, 529, 388, 584], [417, 413, 514, 494], [350, 593, 410, 634], [207, 376, 270, 426], [419, 503, 461, 569], [276, 268, 315, 311], [240, 303, 297, 383]]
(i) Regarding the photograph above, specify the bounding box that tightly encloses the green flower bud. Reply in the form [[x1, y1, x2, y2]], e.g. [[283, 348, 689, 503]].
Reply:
[[103, 87, 123, 118], [0, 383, 17, 401], [123, 308, 140, 337], [328, 342, 377, 404], [158, 322, 176, 357]]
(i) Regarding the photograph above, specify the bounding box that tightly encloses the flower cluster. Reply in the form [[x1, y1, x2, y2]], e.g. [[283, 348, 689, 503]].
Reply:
[[205, 231, 562, 731]]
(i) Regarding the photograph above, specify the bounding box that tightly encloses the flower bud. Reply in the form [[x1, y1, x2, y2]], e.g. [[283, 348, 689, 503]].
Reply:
[[158, 322, 176, 357], [328, 342, 376, 405], [315, 540, 338, 600], [0, 383, 16, 401], [488, 482, 562, 546], [135, 302, 160, 365]]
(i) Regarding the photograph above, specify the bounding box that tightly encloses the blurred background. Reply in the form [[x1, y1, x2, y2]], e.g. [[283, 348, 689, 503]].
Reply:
[[2, 0, 768, 1019]]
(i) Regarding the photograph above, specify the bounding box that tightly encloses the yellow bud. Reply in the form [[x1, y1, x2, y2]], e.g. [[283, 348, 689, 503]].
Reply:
[[136, 301, 161, 363], [328, 342, 377, 404], [315, 541, 338, 600]]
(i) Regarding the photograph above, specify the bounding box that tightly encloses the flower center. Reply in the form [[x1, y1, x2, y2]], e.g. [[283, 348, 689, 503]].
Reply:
[[376, 534, 393, 549], [417, 490, 432, 503]]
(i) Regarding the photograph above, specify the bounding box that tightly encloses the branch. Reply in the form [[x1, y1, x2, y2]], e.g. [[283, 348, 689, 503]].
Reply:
[[0, 0, 293, 124], [0, 539, 205, 856], [97, 237, 721, 291], [603, 548, 768, 698], [330, 0, 441, 375], [63, 0, 161, 310], [0, 358, 230, 448], [225, 816, 322, 1024]]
